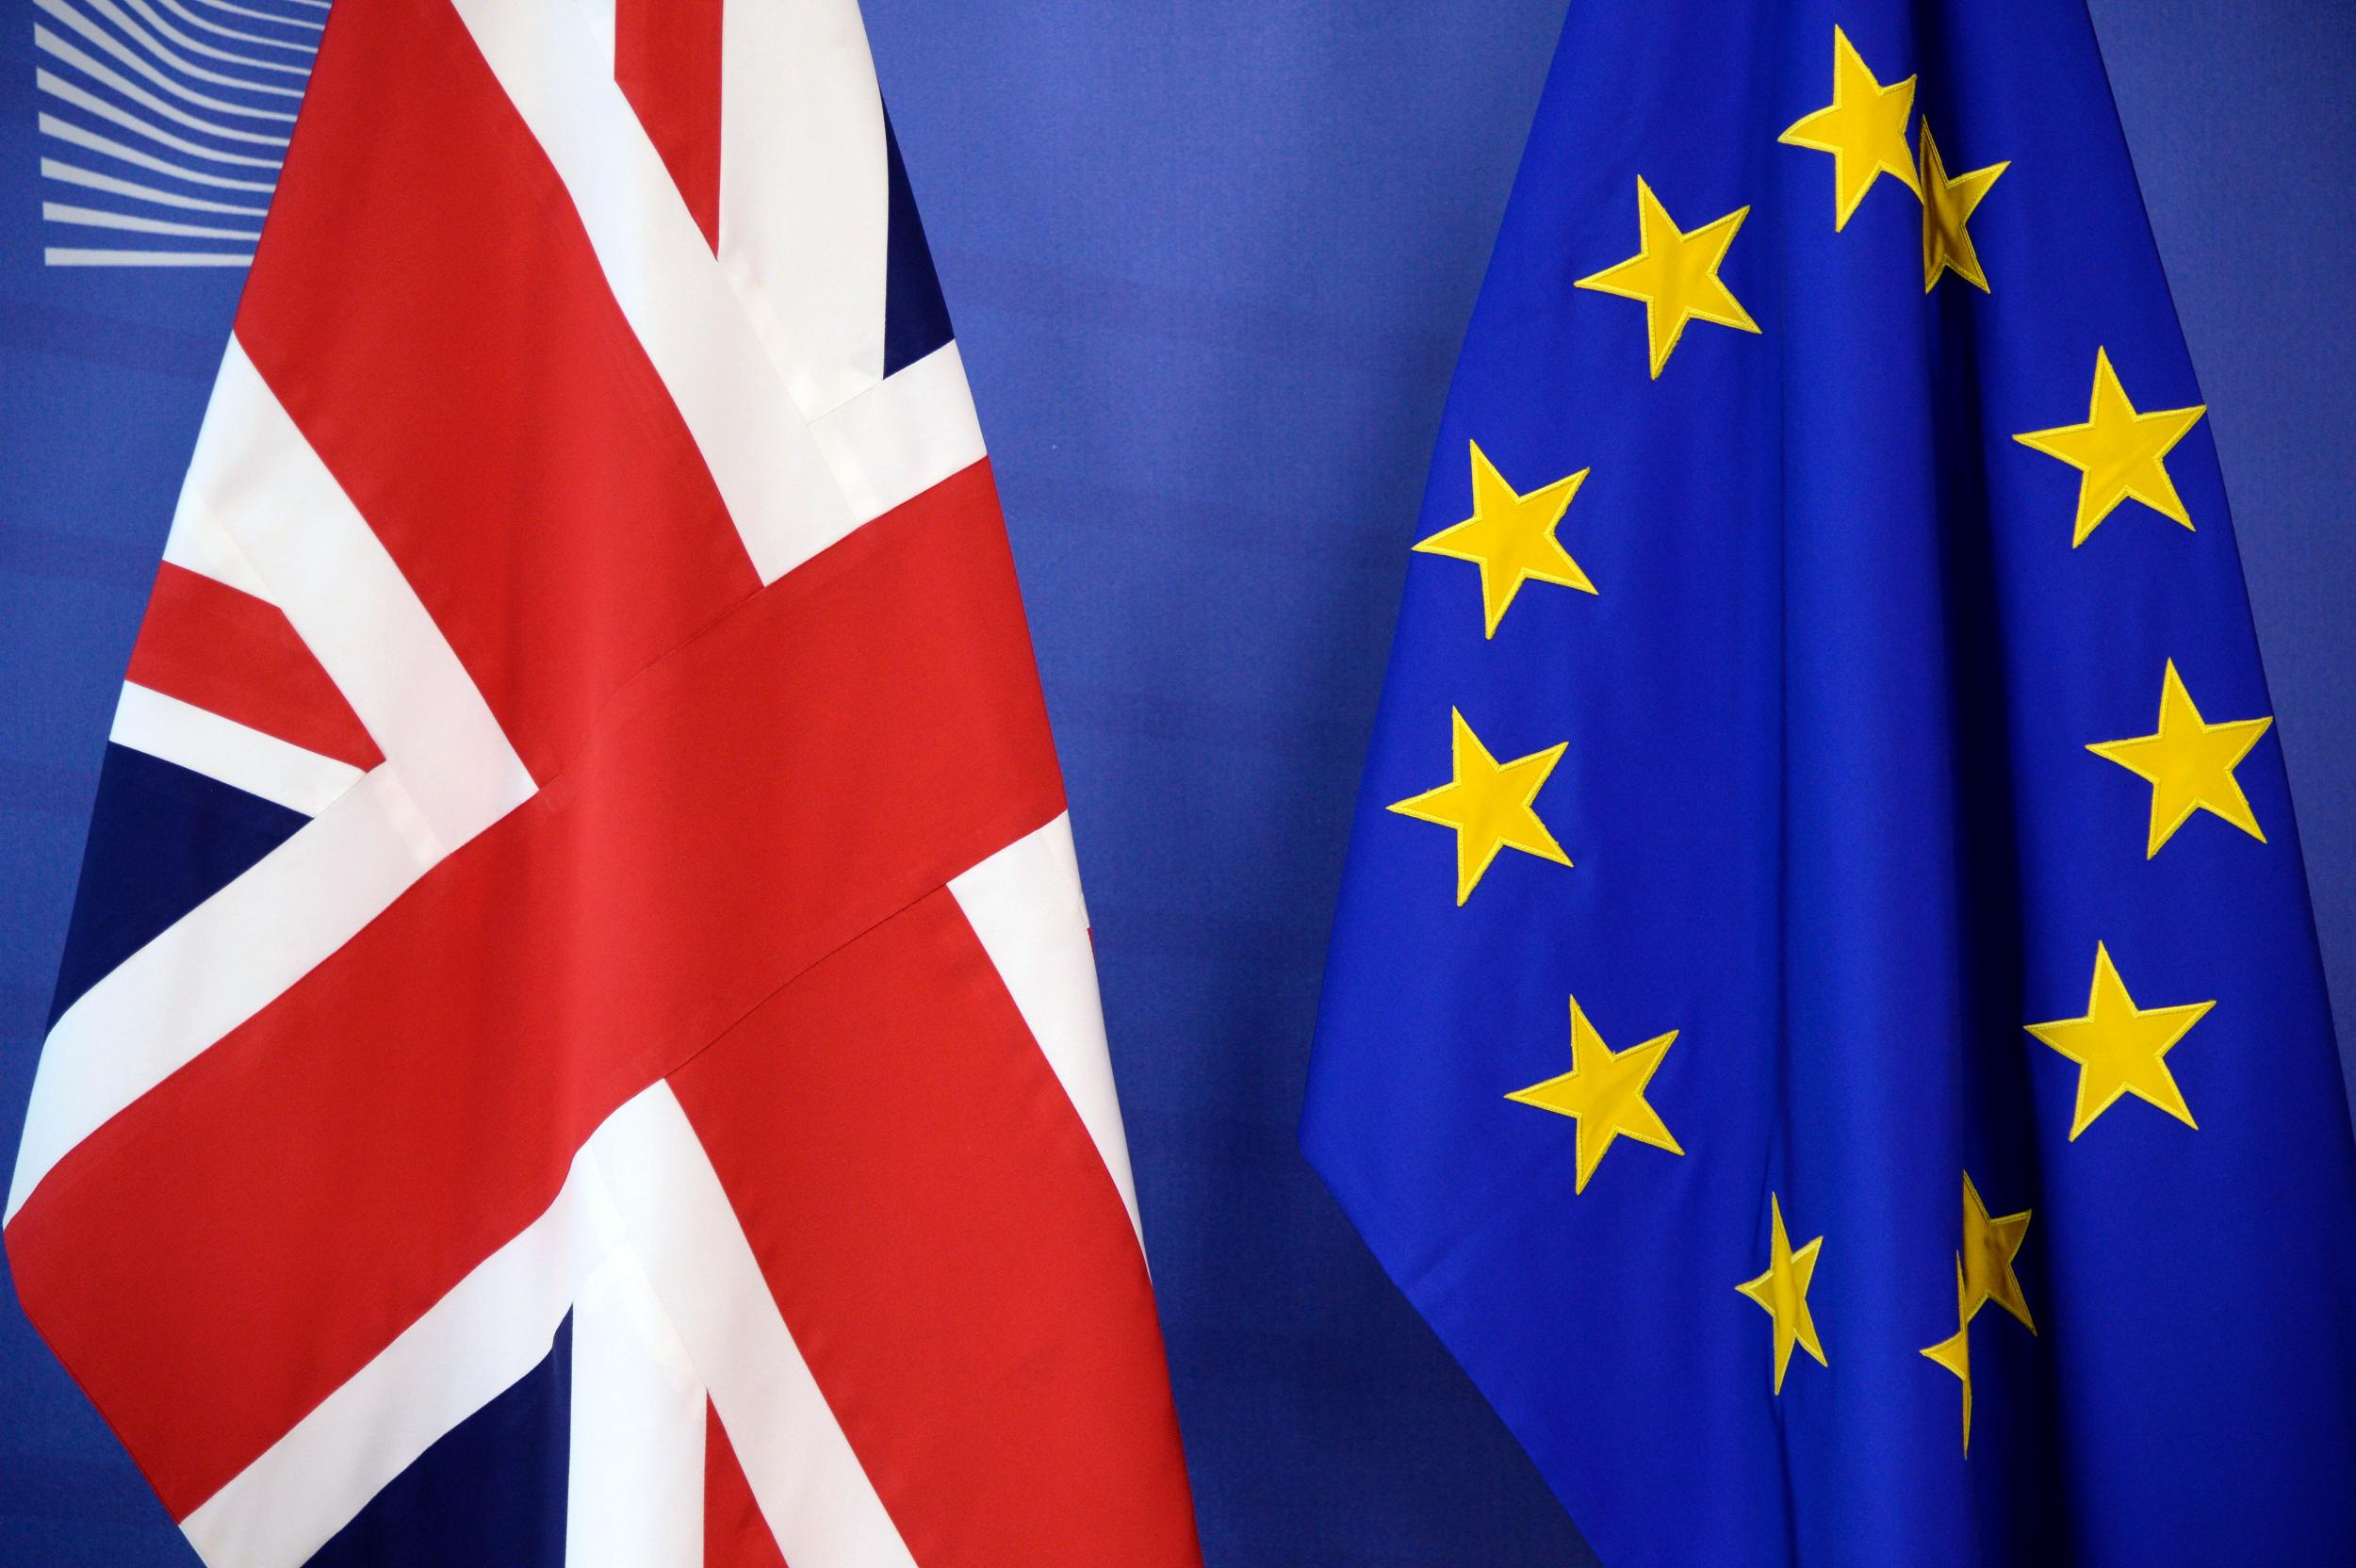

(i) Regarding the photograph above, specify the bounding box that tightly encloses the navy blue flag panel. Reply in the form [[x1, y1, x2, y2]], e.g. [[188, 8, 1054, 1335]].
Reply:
[[1302, 2, 2356, 1564]]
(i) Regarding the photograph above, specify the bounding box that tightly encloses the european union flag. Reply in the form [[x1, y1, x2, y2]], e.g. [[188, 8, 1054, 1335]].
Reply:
[[1301, 3, 2356, 1563]]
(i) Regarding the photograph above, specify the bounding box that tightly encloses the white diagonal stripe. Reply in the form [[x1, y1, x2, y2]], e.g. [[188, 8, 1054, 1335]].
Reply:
[[950, 812, 1143, 1242], [587, 1085, 919, 1568], [178, 1143, 608, 1567], [10, 767, 437, 1220], [809, 341, 989, 525], [717, 0, 890, 419], [159, 458, 271, 596], [446, 0, 858, 585], [110, 682, 362, 816], [194, 340, 532, 850], [173, 1082, 913, 1568], [7, 343, 532, 1221], [564, 1233, 707, 1568]]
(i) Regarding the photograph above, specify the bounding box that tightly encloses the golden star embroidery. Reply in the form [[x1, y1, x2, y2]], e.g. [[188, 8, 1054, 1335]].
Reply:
[[2026, 942, 2214, 1139], [1779, 25, 1922, 230], [1575, 176, 1759, 379], [2087, 660, 2272, 858], [1920, 1254, 1974, 1453], [1505, 996, 1683, 1193], [1414, 441, 1597, 637], [1737, 1193, 1826, 1394], [1918, 121, 2007, 292], [1387, 708, 1571, 905], [1960, 1172, 2034, 1332], [2014, 348, 2208, 546]]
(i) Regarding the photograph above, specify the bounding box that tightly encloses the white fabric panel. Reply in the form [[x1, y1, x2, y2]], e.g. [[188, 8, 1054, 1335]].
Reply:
[[564, 1239, 708, 1568], [110, 681, 364, 817], [159, 471, 271, 597], [178, 1149, 603, 1568], [194, 340, 532, 849], [809, 341, 990, 525], [6, 342, 530, 1221], [717, 0, 890, 420], [575, 0, 613, 65], [949, 813, 1143, 1243], [586, 1085, 920, 1568], [447, 0, 857, 585]]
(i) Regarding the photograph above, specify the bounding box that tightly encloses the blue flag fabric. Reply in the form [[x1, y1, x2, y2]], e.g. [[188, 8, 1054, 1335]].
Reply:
[[1301, 3, 2356, 1564]]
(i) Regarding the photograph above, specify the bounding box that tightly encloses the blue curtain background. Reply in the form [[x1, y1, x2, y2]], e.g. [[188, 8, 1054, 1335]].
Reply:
[[1, 1, 2348, 1561]]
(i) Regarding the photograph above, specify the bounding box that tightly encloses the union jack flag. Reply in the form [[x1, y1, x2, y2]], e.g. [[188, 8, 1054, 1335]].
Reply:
[[5, 1, 1203, 1563]]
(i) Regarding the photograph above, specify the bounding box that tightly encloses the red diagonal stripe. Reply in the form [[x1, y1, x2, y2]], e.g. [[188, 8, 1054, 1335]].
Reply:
[[235, 0, 760, 791], [6, 463, 1061, 1519], [668, 890, 1203, 1568], [125, 563, 383, 773], [616, 0, 724, 252], [705, 1400, 789, 1568]]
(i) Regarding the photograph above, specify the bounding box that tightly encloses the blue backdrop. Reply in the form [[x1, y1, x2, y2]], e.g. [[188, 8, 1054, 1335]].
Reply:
[[2, 2, 2348, 1563]]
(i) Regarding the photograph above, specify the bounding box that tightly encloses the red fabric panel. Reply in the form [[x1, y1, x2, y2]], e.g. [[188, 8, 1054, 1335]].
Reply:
[[5, 464, 1061, 1519], [233, 0, 760, 789], [668, 892, 1203, 1568], [705, 1400, 789, 1568], [615, 0, 725, 252], [125, 563, 383, 772]]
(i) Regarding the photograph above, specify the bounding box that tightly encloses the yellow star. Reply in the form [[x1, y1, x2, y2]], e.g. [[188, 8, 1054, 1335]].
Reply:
[[2087, 660, 2272, 858], [1737, 1193, 1826, 1395], [2014, 348, 2208, 546], [1575, 177, 1760, 379], [1779, 25, 1922, 231], [1918, 121, 2007, 292], [1960, 1172, 2034, 1333], [1920, 1253, 1974, 1453], [1505, 996, 1683, 1193], [1414, 441, 1597, 637], [1387, 708, 1571, 905], [2026, 942, 2214, 1140]]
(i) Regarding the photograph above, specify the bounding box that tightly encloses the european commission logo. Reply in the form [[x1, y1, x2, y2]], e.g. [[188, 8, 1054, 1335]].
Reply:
[[33, 0, 321, 269]]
